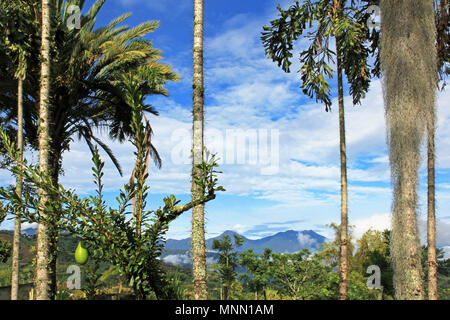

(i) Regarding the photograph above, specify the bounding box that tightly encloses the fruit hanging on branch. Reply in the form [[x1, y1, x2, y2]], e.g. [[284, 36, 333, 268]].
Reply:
[[75, 242, 89, 265]]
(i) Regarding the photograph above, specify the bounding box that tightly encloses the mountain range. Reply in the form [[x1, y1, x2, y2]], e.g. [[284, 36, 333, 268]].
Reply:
[[22, 227, 38, 237], [165, 229, 327, 254], [20, 226, 326, 253], [161, 229, 327, 266]]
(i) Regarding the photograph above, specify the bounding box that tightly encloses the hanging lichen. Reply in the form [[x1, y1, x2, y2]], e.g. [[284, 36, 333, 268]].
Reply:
[[380, 0, 438, 300]]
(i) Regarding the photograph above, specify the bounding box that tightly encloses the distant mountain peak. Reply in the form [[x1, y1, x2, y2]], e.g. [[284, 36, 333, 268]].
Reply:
[[165, 229, 326, 256], [221, 230, 239, 235], [22, 226, 37, 236]]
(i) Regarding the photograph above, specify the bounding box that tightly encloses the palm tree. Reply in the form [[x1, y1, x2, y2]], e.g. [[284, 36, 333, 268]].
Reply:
[[428, 0, 448, 300], [44, 9, 176, 294], [191, 0, 207, 300], [427, 105, 437, 300], [35, 0, 52, 300], [380, 0, 437, 299], [262, 0, 371, 299], [10, 56, 25, 301], [120, 64, 179, 233], [0, 0, 41, 299], [0, 0, 37, 300]]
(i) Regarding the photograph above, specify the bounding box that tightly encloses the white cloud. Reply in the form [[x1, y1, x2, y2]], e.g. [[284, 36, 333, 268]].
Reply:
[[297, 233, 317, 247], [370, 156, 389, 164], [352, 213, 450, 247], [352, 213, 391, 240], [231, 224, 246, 234], [418, 219, 450, 247], [442, 246, 450, 259], [162, 254, 191, 265], [162, 253, 217, 267], [206, 256, 217, 265], [117, 0, 190, 14], [21, 222, 38, 230], [435, 220, 450, 247]]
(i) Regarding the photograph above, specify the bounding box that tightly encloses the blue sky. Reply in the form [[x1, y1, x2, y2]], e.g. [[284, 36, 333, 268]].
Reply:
[[1, 0, 450, 253]]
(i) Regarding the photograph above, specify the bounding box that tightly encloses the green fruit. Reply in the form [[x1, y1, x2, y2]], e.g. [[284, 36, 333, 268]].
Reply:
[[75, 242, 89, 265]]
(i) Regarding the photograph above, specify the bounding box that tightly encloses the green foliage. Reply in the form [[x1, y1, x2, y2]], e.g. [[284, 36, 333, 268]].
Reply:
[[81, 259, 103, 300], [0, 0, 39, 170], [0, 0, 39, 79], [0, 239, 11, 263], [353, 229, 388, 271], [438, 274, 450, 300], [346, 271, 379, 300], [357, 230, 394, 298], [239, 248, 274, 299], [0, 203, 5, 224], [316, 222, 355, 269], [166, 272, 187, 300], [270, 249, 335, 300], [0, 205, 11, 263], [421, 245, 450, 299], [438, 256, 450, 277], [211, 234, 244, 300]]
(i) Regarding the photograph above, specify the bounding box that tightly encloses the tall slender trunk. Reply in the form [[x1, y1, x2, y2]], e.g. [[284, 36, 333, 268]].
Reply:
[[427, 110, 437, 300], [380, 0, 437, 300], [191, 0, 207, 300], [35, 0, 52, 300], [436, 0, 448, 76], [11, 77, 24, 300], [336, 35, 349, 301], [223, 284, 229, 300], [48, 157, 61, 300], [428, 0, 447, 300]]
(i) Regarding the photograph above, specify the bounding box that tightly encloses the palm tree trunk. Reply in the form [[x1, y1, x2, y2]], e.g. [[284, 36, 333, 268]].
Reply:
[[48, 158, 61, 300], [35, 0, 52, 300], [380, 0, 437, 300], [223, 284, 229, 300], [436, 0, 448, 76], [428, 0, 447, 300], [118, 278, 123, 294], [336, 35, 349, 301], [191, 0, 207, 300], [11, 77, 24, 300], [48, 231, 58, 300], [427, 108, 437, 300]]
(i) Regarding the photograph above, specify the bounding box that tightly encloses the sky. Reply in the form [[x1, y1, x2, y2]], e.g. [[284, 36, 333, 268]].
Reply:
[[1, 0, 450, 254]]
